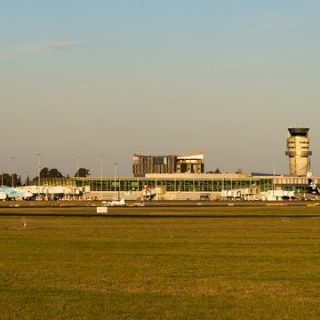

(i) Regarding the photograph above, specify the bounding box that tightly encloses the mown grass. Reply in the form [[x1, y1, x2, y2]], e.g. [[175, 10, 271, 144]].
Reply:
[[1, 204, 320, 216], [1, 214, 320, 319]]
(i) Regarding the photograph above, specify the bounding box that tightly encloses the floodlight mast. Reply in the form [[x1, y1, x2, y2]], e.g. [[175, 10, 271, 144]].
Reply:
[[37, 153, 41, 188], [10, 156, 15, 187], [100, 155, 103, 200], [76, 157, 80, 178], [114, 162, 118, 200]]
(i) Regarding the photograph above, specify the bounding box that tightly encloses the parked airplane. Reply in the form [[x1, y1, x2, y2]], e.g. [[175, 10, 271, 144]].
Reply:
[[0, 187, 35, 201], [307, 173, 320, 195], [142, 186, 157, 201], [102, 199, 126, 207]]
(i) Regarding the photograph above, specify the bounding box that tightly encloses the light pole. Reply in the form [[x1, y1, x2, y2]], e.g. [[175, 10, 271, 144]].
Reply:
[[273, 164, 276, 195], [1, 170, 3, 187], [118, 166, 121, 200], [10, 157, 15, 187], [37, 153, 41, 188], [114, 162, 118, 199], [25, 171, 29, 186], [100, 155, 103, 199], [76, 157, 80, 178]]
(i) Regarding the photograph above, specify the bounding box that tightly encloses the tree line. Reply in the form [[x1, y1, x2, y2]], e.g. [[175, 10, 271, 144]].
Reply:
[[1, 167, 90, 187], [0, 173, 22, 187]]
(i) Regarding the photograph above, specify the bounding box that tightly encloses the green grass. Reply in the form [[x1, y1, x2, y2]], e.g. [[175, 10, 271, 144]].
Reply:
[[2, 203, 320, 216], [1, 213, 320, 319]]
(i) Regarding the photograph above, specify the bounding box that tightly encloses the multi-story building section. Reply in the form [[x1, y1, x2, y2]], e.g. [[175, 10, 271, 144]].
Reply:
[[285, 128, 312, 176], [132, 154, 177, 177], [132, 153, 204, 177], [176, 153, 204, 174]]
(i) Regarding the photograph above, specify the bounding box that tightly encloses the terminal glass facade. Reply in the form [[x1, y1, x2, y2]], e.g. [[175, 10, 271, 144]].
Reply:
[[41, 177, 276, 192], [36, 174, 314, 195]]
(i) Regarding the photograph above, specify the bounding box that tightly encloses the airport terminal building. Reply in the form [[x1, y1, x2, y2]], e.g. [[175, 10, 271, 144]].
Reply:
[[38, 128, 317, 200], [40, 173, 315, 201]]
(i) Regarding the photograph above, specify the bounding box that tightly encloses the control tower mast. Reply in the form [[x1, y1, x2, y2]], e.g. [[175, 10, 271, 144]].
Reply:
[[285, 127, 312, 176]]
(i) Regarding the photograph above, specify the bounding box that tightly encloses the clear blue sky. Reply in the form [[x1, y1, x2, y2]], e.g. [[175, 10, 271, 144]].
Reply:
[[1, 0, 320, 177]]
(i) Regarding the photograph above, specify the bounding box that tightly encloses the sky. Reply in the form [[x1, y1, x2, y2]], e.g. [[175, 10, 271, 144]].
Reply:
[[1, 0, 320, 178]]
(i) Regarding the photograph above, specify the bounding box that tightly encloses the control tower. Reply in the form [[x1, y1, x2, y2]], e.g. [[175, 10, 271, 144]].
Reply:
[[285, 127, 312, 176]]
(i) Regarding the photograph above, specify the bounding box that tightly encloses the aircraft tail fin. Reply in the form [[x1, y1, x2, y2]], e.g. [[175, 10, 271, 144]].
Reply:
[[308, 178, 320, 195]]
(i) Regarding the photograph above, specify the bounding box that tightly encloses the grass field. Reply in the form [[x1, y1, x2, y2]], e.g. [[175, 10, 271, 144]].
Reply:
[[1, 202, 320, 217], [1, 208, 320, 319]]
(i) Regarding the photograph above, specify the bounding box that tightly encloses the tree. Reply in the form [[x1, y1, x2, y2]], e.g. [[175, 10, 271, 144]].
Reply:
[[214, 168, 221, 174], [75, 168, 90, 177], [13, 174, 22, 186], [48, 168, 64, 178], [31, 167, 64, 185], [25, 176, 31, 186], [0, 173, 21, 187], [1, 173, 10, 186], [39, 167, 50, 178]]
